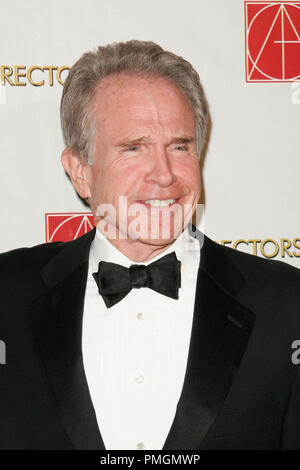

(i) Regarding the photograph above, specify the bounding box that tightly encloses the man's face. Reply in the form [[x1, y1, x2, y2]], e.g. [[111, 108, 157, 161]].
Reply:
[[84, 73, 201, 246]]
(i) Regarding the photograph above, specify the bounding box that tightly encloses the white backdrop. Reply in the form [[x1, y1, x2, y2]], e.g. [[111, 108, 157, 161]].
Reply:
[[0, 0, 299, 267]]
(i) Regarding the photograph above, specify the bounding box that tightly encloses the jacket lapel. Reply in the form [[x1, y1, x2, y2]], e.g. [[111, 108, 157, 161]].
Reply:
[[30, 227, 105, 450], [162, 227, 256, 450]]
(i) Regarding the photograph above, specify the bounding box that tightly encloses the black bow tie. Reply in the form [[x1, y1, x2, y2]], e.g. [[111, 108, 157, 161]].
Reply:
[[92, 252, 181, 308]]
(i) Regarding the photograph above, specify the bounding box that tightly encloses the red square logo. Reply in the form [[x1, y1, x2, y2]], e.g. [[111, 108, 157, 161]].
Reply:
[[45, 212, 95, 242], [245, 1, 300, 82]]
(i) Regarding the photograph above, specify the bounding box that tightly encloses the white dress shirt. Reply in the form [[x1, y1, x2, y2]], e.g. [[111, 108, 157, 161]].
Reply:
[[82, 223, 200, 450]]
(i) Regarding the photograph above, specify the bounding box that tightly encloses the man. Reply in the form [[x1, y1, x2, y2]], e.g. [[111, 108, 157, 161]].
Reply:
[[0, 40, 300, 450]]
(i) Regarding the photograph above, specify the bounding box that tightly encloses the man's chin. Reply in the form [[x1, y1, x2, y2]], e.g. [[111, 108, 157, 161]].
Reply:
[[127, 225, 184, 246], [132, 235, 177, 246], [96, 216, 186, 244]]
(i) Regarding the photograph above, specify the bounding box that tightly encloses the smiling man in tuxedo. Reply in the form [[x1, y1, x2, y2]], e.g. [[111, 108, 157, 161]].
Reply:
[[1, 40, 300, 450]]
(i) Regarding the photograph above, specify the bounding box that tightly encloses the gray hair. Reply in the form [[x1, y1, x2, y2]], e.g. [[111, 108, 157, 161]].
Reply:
[[60, 40, 209, 164]]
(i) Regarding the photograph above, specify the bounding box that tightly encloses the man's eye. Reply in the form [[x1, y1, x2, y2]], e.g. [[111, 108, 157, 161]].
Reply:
[[125, 145, 139, 152], [175, 145, 187, 151]]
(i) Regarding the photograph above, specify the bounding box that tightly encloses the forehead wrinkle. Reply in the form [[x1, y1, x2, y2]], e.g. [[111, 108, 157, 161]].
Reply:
[[95, 74, 187, 122], [93, 74, 195, 146]]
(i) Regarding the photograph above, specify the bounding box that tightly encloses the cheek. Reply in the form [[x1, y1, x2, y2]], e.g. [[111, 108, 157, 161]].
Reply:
[[113, 160, 146, 187], [94, 159, 142, 199], [176, 159, 201, 187]]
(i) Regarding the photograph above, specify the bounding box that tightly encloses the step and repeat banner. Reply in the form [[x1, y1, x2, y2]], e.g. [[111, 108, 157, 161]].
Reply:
[[0, 0, 299, 267]]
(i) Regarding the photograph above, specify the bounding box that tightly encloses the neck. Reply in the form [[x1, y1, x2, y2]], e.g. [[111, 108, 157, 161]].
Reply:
[[96, 224, 181, 263]]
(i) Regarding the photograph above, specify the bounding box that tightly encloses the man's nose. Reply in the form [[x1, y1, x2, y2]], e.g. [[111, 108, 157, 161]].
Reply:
[[144, 148, 177, 187]]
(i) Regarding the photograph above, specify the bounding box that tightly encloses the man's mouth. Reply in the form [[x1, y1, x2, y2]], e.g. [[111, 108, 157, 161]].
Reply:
[[138, 198, 178, 208]]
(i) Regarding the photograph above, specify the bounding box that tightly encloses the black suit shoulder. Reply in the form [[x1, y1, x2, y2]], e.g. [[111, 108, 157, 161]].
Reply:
[[0, 228, 94, 318], [204, 236, 300, 331], [0, 240, 67, 308], [0, 240, 66, 276], [205, 234, 300, 283]]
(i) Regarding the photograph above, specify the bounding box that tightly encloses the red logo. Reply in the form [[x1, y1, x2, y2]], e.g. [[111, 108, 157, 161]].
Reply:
[[45, 212, 95, 242], [245, 2, 300, 82]]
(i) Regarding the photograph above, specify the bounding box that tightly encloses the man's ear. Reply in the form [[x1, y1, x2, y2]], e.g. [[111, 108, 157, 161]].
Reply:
[[61, 148, 93, 199]]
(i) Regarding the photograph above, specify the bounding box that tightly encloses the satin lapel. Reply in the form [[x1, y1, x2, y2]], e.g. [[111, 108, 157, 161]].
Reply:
[[162, 229, 256, 450], [30, 227, 105, 450]]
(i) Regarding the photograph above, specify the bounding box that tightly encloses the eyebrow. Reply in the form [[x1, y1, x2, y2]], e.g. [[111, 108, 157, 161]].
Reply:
[[115, 135, 195, 147]]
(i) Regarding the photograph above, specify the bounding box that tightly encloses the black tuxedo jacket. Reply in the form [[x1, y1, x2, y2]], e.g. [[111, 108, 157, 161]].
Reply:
[[0, 226, 300, 450]]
